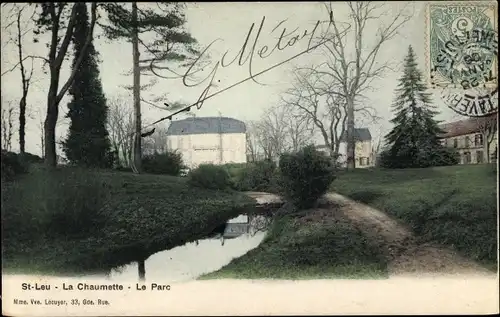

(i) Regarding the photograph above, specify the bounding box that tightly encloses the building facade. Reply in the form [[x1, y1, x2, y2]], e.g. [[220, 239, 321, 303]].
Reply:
[[316, 128, 374, 168], [438, 116, 498, 164], [166, 116, 247, 168]]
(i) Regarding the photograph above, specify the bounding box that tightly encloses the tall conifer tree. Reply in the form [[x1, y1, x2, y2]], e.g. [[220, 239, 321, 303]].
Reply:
[[63, 3, 111, 167], [383, 45, 454, 168]]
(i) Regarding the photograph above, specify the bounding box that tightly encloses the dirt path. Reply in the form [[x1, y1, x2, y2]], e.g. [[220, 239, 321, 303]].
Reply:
[[323, 193, 495, 277]]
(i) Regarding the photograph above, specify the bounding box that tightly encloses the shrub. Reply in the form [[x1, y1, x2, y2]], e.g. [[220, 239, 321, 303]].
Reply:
[[379, 146, 459, 169], [431, 147, 460, 166], [142, 150, 184, 176], [45, 169, 109, 236], [35, 168, 110, 237], [114, 165, 133, 173], [188, 164, 232, 190], [1, 167, 110, 246], [1, 150, 29, 181], [279, 145, 336, 209], [18, 152, 43, 164], [233, 159, 279, 192]]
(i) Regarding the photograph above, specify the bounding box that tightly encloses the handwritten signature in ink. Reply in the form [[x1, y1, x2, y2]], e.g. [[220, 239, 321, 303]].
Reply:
[[148, 14, 332, 126]]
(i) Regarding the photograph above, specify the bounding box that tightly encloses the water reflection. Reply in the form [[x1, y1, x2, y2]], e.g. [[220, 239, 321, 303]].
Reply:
[[105, 215, 270, 282]]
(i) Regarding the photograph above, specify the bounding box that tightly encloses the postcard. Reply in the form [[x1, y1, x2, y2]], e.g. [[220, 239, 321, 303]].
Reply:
[[1, 1, 498, 316]]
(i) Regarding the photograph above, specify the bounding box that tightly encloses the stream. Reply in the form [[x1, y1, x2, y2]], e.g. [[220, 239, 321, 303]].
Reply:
[[95, 215, 271, 282]]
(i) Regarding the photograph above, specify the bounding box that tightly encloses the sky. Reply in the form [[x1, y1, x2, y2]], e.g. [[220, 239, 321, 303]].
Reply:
[[1, 1, 464, 157]]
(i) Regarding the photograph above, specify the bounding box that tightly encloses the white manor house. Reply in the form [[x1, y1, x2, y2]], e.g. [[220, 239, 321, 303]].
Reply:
[[166, 116, 247, 168]]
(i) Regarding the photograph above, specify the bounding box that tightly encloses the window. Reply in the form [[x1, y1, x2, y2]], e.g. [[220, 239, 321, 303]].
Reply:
[[474, 134, 483, 147], [359, 157, 368, 166], [463, 151, 472, 164], [464, 136, 471, 148], [476, 151, 484, 164], [453, 138, 458, 148]]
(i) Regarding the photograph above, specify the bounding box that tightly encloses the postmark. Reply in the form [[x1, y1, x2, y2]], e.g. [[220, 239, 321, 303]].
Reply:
[[426, 2, 499, 116], [427, 2, 498, 88], [439, 85, 498, 117]]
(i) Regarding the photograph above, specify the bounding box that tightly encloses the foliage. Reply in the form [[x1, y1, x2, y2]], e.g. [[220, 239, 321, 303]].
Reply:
[[383, 46, 452, 169], [187, 164, 232, 190], [18, 152, 43, 164], [232, 160, 280, 193], [279, 145, 336, 209], [142, 150, 184, 176], [32, 3, 99, 167], [1, 167, 109, 249], [41, 168, 110, 237], [201, 209, 387, 279], [114, 165, 133, 173], [331, 165, 498, 268], [1, 150, 29, 181], [62, 3, 112, 168], [99, 3, 199, 73], [2, 168, 254, 274]]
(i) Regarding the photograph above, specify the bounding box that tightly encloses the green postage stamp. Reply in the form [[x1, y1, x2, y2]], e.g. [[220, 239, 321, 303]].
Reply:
[[427, 1, 498, 88], [427, 1, 498, 117]]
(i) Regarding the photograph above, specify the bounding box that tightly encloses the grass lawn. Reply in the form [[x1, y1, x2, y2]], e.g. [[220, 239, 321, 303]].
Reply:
[[330, 164, 498, 270], [1, 165, 255, 275], [200, 208, 388, 280]]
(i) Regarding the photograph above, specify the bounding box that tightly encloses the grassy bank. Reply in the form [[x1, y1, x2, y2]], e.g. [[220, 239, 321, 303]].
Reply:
[[330, 164, 498, 270], [200, 207, 388, 280], [1, 166, 255, 275]]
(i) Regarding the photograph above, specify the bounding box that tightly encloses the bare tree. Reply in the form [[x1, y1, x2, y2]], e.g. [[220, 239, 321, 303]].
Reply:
[[310, 2, 412, 169], [252, 105, 291, 161], [1, 100, 17, 151], [281, 104, 314, 153], [107, 95, 135, 167], [282, 67, 348, 159], [30, 107, 46, 157], [142, 123, 169, 155], [245, 121, 263, 162], [30, 3, 98, 167], [1, 4, 37, 154], [477, 113, 498, 163], [369, 124, 384, 166]]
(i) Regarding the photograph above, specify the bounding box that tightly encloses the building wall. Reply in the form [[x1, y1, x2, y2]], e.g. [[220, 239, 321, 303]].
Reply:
[[442, 132, 498, 164], [337, 140, 373, 168], [166, 133, 247, 168], [318, 140, 374, 168]]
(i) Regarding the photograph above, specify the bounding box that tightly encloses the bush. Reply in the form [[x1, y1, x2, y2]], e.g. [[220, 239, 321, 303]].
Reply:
[[18, 152, 44, 164], [1, 167, 110, 245], [188, 164, 232, 190], [142, 150, 184, 176], [1, 150, 29, 181], [233, 159, 279, 192], [430, 147, 460, 166], [279, 145, 336, 209], [114, 165, 133, 173], [379, 146, 459, 169], [221, 163, 247, 184], [42, 168, 110, 237]]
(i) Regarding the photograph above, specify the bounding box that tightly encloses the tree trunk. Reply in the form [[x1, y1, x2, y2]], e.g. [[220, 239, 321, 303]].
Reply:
[[346, 97, 355, 169], [131, 2, 142, 173], [138, 259, 145, 281], [19, 97, 26, 153], [40, 125, 45, 158], [484, 137, 490, 163], [44, 75, 60, 168]]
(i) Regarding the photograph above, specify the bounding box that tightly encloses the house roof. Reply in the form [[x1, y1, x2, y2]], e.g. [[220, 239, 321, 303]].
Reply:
[[438, 113, 497, 138], [166, 116, 246, 136], [339, 128, 372, 142]]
